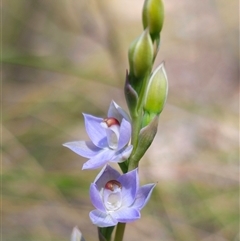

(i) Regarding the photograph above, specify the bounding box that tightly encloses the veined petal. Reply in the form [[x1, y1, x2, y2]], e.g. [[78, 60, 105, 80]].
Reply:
[[117, 169, 138, 207], [111, 145, 133, 163], [132, 183, 156, 210], [63, 141, 101, 158], [89, 210, 117, 227], [82, 149, 115, 170], [90, 183, 106, 212], [95, 165, 121, 190], [111, 207, 140, 223], [117, 118, 132, 150], [107, 101, 123, 122], [83, 114, 108, 148]]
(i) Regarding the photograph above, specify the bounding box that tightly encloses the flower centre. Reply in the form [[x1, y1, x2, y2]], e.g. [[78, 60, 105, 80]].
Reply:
[[103, 118, 120, 127], [101, 117, 120, 149], [103, 180, 122, 211]]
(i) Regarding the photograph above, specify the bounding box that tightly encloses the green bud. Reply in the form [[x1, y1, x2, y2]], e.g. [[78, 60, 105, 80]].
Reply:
[[142, 0, 164, 36], [144, 62, 168, 114], [142, 111, 156, 128], [128, 29, 154, 78]]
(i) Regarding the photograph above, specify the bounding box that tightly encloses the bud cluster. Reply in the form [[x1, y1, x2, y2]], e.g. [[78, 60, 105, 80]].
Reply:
[[125, 0, 168, 169], [65, 1, 168, 240]]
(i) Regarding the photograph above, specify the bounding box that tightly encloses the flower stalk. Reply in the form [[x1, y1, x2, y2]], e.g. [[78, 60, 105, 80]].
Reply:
[[114, 223, 126, 241], [66, 0, 167, 241]]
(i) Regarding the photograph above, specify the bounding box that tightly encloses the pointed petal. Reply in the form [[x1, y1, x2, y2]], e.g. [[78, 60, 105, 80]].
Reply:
[[63, 141, 101, 158], [94, 165, 121, 190], [108, 101, 131, 123], [107, 101, 122, 122], [111, 207, 140, 223], [82, 149, 114, 170], [90, 183, 106, 212], [83, 114, 108, 148], [71, 227, 86, 241], [117, 118, 132, 150], [117, 168, 138, 207], [111, 145, 133, 163], [132, 183, 156, 210], [89, 210, 117, 227]]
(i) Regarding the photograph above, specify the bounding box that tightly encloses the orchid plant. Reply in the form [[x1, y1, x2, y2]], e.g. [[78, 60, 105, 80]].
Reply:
[[65, 0, 168, 240]]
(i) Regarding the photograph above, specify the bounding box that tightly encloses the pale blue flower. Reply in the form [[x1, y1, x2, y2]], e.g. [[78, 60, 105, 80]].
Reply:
[[63, 101, 133, 170], [89, 165, 156, 227]]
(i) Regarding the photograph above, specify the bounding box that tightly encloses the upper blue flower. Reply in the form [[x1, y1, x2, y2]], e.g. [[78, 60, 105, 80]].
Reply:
[[63, 101, 133, 170], [89, 165, 156, 227]]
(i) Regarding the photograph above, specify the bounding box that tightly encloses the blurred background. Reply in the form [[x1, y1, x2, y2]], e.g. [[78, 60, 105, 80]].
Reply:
[[2, 0, 239, 241]]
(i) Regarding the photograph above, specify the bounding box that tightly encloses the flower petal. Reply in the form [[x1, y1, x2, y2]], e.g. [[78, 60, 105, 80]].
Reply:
[[111, 145, 133, 163], [108, 101, 131, 123], [117, 168, 138, 207], [117, 118, 132, 150], [90, 183, 106, 212], [82, 149, 115, 170], [111, 207, 140, 223], [83, 114, 108, 148], [63, 141, 101, 158], [132, 183, 156, 210], [94, 165, 121, 190], [104, 126, 120, 149], [71, 227, 86, 241], [89, 210, 117, 227]]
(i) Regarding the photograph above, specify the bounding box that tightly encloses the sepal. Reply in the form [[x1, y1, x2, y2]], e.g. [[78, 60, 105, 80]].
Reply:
[[124, 70, 139, 118], [129, 115, 159, 164]]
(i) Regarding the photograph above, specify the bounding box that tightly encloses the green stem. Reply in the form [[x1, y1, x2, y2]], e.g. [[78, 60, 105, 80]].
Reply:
[[98, 226, 115, 241], [118, 161, 128, 174], [151, 34, 160, 63], [128, 72, 150, 169], [131, 114, 141, 151], [131, 76, 146, 144], [114, 223, 126, 241]]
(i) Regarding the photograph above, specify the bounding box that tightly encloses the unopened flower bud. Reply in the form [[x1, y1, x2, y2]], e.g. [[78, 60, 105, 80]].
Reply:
[[144, 62, 168, 115], [142, 0, 164, 36], [71, 227, 86, 241], [124, 70, 139, 117], [128, 29, 154, 78]]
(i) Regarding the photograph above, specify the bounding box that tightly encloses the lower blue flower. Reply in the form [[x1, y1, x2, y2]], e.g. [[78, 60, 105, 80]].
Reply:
[[89, 165, 156, 227]]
